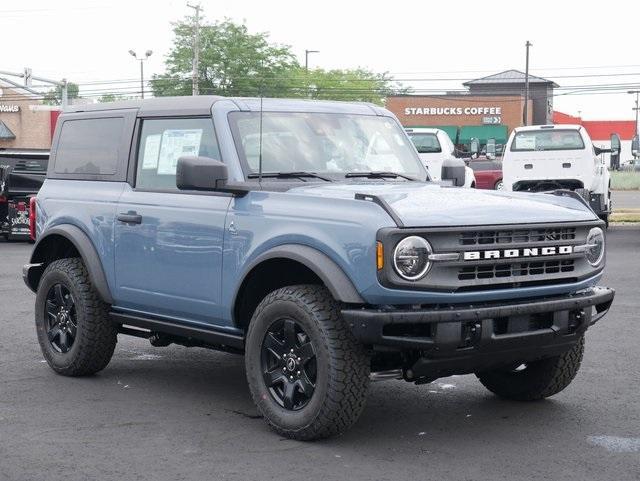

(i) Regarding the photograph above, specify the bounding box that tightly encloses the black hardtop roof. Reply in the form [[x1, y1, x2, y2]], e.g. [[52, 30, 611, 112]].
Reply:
[[64, 96, 385, 117]]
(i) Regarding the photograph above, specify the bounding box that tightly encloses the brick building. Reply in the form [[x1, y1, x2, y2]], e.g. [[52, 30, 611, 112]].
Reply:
[[385, 70, 557, 149], [0, 78, 57, 151]]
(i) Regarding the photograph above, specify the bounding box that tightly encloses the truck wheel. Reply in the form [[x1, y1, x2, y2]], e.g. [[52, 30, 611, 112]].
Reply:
[[35, 258, 117, 376], [476, 336, 584, 401], [245, 285, 370, 440]]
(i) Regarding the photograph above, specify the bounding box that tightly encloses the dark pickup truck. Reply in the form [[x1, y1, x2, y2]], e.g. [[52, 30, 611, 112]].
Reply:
[[0, 150, 48, 241]]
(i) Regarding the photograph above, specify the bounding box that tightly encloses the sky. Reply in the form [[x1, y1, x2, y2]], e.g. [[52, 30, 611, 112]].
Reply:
[[1, 0, 639, 120]]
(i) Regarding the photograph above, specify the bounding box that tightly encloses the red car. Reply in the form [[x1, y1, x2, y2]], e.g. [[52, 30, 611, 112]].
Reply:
[[468, 158, 503, 190]]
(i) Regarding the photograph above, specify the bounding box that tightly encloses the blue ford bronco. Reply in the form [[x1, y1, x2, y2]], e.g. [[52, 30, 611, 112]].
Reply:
[[24, 97, 614, 440]]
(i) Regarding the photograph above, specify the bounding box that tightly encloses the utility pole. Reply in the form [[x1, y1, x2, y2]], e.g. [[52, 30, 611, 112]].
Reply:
[[187, 3, 202, 96], [304, 49, 319, 71], [523, 40, 532, 126], [629, 90, 640, 138]]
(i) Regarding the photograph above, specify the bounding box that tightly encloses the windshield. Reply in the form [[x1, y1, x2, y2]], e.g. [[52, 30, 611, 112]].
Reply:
[[408, 133, 442, 153], [511, 129, 585, 152], [229, 112, 426, 179]]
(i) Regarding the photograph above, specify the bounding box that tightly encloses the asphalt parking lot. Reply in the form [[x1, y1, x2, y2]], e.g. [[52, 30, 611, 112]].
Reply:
[[1, 226, 639, 481]]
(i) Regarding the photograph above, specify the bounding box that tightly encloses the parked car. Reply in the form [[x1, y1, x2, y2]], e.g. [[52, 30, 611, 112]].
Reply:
[[24, 97, 614, 440], [405, 127, 476, 187], [468, 158, 503, 190], [502, 125, 619, 225], [0, 149, 48, 241]]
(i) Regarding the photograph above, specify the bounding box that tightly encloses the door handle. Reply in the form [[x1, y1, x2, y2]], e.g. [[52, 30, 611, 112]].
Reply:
[[117, 211, 142, 225]]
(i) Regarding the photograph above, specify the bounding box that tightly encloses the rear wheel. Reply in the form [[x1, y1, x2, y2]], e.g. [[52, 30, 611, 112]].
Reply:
[[245, 285, 370, 440], [494, 179, 504, 190], [35, 258, 117, 376], [476, 337, 584, 401]]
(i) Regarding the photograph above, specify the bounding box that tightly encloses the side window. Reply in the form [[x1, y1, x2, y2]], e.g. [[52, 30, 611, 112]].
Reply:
[[136, 117, 220, 190], [55, 118, 124, 175]]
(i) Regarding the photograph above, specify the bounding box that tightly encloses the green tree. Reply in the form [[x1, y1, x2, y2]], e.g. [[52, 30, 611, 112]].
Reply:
[[151, 18, 299, 98], [97, 93, 134, 103], [151, 17, 403, 103], [43, 82, 79, 105], [302, 68, 404, 105]]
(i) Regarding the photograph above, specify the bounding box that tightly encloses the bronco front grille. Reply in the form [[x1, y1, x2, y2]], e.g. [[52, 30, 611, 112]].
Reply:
[[458, 260, 575, 281], [459, 227, 576, 246]]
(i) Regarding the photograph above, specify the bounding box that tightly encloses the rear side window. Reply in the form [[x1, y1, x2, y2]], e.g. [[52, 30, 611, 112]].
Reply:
[[136, 117, 220, 190], [55, 118, 124, 174]]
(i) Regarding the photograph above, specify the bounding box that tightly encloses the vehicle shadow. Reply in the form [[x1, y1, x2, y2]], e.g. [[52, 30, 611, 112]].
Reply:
[[81, 341, 581, 447]]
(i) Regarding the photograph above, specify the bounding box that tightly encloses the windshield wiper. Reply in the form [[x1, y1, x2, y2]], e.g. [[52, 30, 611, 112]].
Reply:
[[345, 171, 418, 181], [247, 171, 332, 182]]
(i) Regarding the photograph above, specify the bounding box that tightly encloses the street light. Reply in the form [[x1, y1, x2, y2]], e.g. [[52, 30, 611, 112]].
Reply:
[[129, 49, 153, 99], [305, 49, 319, 71]]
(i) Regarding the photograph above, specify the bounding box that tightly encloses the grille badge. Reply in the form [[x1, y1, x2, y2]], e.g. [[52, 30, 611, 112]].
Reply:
[[463, 246, 573, 261]]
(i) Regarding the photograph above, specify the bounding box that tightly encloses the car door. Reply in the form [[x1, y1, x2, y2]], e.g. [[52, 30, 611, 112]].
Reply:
[[114, 116, 232, 325]]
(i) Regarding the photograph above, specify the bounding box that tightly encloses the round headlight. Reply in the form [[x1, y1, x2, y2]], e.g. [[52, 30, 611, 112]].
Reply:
[[393, 236, 432, 280], [585, 227, 605, 266]]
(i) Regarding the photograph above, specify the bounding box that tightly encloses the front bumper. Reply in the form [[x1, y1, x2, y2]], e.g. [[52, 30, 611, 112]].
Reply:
[[343, 287, 614, 375]]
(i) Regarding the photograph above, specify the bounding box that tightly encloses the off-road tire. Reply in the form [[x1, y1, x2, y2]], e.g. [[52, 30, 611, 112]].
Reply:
[[476, 336, 584, 401], [35, 258, 117, 376], [245, 285, 370, 440]]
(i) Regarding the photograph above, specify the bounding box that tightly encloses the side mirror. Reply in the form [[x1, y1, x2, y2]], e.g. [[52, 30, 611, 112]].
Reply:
[[441, 157, 466, 187], [610, 133, 621, 154], [470, 138, 480, 156], [176, 156, 249, 196], [610, 133, 622, 170], [632, 135, 639, 157], [486, 138, 496, 160]]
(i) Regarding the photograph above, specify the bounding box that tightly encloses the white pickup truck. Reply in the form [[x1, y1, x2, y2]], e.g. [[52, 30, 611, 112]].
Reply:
[[503, 125, 620, 225], [405, 127, 476, 188]]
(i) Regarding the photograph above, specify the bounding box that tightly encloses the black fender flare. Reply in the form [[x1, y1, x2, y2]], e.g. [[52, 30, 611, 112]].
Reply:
[[28, 225, 113, 304], [234, 244, 364, 306]]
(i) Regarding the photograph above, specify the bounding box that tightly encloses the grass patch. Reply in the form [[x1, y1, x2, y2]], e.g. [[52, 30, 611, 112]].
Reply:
[[611, 171, 640, 190], [611, 210, 640, 223]]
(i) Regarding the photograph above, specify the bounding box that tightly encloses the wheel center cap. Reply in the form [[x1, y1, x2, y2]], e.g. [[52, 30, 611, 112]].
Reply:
[[286, 357, 297, 372]]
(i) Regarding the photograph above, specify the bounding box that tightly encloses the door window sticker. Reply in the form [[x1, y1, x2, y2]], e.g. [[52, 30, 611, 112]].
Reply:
[[157, 129, 203, 175]]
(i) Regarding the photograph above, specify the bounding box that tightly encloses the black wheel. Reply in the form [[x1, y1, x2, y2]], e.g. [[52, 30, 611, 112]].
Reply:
[[494, 179, 504, 190], [245, 285, 370, 440], [476, 336, 584, 401], [35, 258, 117, 376]]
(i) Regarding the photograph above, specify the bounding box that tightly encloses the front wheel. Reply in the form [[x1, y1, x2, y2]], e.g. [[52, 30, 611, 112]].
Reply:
[[35, 258, 117, 376], [494, 179, 504, 190], [245, 285, 370, 440], [476, 336, 584, 401]]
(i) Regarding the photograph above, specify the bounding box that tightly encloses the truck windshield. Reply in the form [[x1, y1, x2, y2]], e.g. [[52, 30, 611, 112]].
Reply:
[[229, 112, 426, 180], [511, 129, 585, 152], [408, 133, 442, 153]]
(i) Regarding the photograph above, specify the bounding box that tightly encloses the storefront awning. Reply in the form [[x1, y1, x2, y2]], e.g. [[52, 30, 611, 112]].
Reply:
[[0, 121, 16, 140], [433, 125, 459, 144], [458, 125, 507, 145]]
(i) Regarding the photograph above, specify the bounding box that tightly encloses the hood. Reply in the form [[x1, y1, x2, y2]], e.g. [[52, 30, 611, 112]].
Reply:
[[286, 182, 597, 227]]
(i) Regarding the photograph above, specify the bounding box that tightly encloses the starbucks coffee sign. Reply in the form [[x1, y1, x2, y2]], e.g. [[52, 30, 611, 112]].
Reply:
[[404, 106, 502, 116], [0, 104, 20, 113]]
